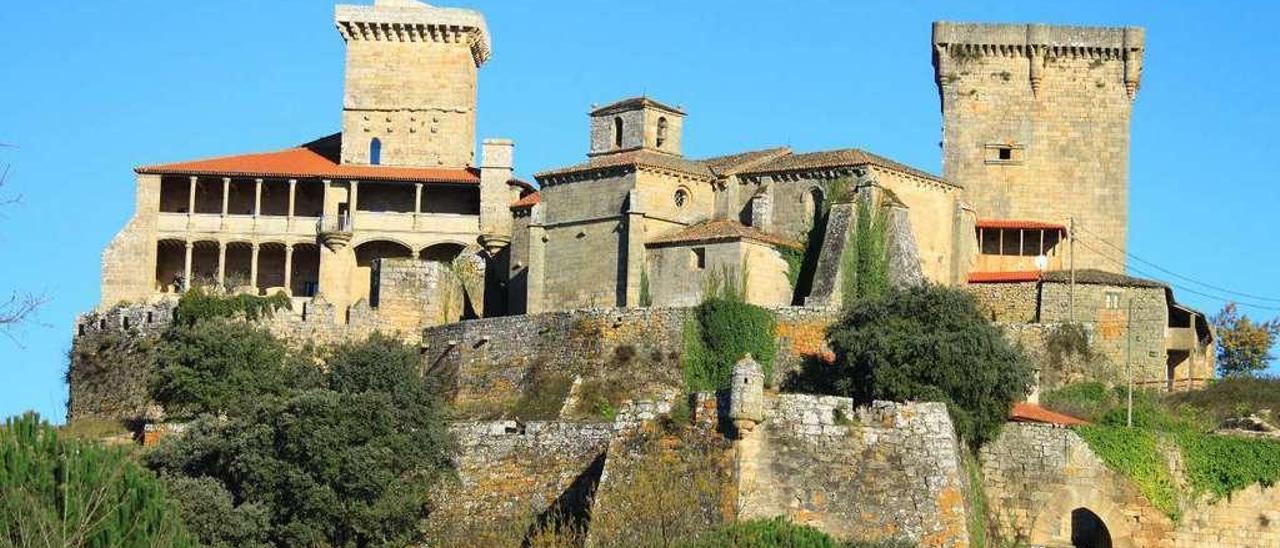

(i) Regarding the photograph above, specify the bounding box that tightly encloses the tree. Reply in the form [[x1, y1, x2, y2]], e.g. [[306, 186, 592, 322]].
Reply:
[[818, 284, 1034, 448], [0, 150, 47, 341], [1213, 302, 1280, 378], [149, 318, 322, 419], [0, 412, 193, 547], [147, 333, 453, 547]]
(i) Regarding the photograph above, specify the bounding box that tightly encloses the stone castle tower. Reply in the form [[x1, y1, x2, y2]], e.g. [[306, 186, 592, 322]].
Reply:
[[932, 23, 1144, 271], [335, 0, 491, 168]]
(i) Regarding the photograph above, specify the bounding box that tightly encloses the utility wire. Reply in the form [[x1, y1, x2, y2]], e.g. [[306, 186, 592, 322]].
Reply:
[[1071, 236, 1280, 313], [1073, 223, 1280, 303]]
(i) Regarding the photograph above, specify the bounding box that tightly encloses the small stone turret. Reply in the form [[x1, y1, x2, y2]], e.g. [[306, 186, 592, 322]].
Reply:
[[479, 138, 515, 255], [729, 354, 765, 436]]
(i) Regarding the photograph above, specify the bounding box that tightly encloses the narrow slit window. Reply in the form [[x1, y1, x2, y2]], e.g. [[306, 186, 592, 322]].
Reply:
[[692, 247, 706, 270], [370, 138, 382, 165]]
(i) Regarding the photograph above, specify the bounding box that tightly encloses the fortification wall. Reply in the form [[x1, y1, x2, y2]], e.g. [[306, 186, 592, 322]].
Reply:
[[738, 397, 970, 546], [422, 306, 837, 418], [980, 423, 1280, 547]]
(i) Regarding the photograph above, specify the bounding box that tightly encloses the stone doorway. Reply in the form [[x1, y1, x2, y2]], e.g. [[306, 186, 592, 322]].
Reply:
[[1071, 507, 1112, 548]]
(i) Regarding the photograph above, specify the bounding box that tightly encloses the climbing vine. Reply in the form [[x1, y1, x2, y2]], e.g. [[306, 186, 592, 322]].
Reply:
[[1075, 425, 1182, 521], [173, 288, 291, 325]]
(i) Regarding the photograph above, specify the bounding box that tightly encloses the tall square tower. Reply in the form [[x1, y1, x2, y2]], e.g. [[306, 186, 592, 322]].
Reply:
[[335, 0, 491, 168], [933, 23, 1144, 271]]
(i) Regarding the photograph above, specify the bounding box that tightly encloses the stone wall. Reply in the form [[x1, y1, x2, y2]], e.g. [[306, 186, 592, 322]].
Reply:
[[934, 23, 1141, 272], [646, 239, 793, 308], [981, 423, 1280, 547], [968, 281, 1039, 323], [428, 420, 615, 540], [1040, 281, 1168, 387], [738, 397, 970, 546]]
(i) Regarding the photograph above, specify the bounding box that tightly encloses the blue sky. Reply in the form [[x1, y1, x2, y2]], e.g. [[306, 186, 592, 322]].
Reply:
[[2, 1, 1278, 422]]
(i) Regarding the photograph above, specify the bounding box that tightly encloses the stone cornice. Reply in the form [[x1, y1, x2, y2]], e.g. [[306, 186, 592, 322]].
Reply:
[[335, 3, 491, 66]]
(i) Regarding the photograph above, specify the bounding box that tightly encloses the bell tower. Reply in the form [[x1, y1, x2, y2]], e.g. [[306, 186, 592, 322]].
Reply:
[[588, 97, 685, 157], [335, 0, 491, 168]]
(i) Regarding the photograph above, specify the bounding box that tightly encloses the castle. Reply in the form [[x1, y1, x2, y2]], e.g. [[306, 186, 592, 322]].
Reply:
[[93, 0, 1212, 391], [69, 3, 1278, 546]]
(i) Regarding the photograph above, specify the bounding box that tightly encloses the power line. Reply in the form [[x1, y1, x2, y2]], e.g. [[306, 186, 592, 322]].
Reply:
[[1073, 223, 1280, 303], [1071, 236, 1280, 313]]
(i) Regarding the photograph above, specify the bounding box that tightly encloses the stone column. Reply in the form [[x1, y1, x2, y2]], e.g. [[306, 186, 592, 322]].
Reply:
[[349, 181, 359, 230], [414, 182, 423, 230], [183, 241, 193, 290], [284, 244, 294, 296], [221, 178, 230, 216], [250, 242, 260, 293], [187, 176, 198, 214], [287, 179, 297, 229], [253, 178, 263, 218], [622, 189, 646, 307], [526, 204, 547, 314], [216, 240, 226, 286]]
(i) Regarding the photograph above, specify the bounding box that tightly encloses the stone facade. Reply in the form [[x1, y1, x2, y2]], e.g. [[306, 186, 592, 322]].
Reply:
[[737, 397, 970, 546], [981, 423, 1280, 547], [934, 23, 1143, 272], [336, 0, 490, 168]]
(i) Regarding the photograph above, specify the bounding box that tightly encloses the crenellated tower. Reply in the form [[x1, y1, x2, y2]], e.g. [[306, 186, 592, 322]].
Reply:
[[335, 0, 491, 168], [933, 23, 1144, 271]]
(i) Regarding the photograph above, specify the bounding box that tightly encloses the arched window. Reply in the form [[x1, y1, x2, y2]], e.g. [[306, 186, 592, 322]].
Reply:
[[613, 117, 624, 148], [370, 138, 382, 165], [656, 116, 668, 148]]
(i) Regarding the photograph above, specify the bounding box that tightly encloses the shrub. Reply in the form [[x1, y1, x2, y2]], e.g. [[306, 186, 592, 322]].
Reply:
[[0, 412, 193, 547], [150, 319, 321, 419], [1176, 431, 1280, 500], [147, 335, 453, 547], [820, 285, 1034, 448], [683, 517, 841, 547], [173, 287, 291, 326], [1166, 376, 1280, 424], [683, 298, 778, 392], [1075, 425, 1181, 521], [1039, 382, 1110, 421]]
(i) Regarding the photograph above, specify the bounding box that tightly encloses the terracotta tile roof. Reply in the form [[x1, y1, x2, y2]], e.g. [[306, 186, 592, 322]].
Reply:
[[698, 147, 792, 176], [977, 219, 1067, 231], [136, 133, 479, 184], [967, 271, 1042, 283], [646, 220, 803, 250], [1041, 269, 1166, 288], [534, 149, 715, 180], [590, 96, 684, 116], [510, 191, 541, 210], [1012, 402, 1088, 426], [740, 148, 950, 185]]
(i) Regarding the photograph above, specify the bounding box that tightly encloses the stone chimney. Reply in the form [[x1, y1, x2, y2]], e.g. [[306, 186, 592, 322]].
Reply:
[[729, 354, 765, 436], [479, 138, 514, 255]]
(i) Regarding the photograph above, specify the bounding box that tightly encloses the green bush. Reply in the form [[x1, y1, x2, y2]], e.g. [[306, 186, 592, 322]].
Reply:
[[1166, 376, 1280, 424], [150, 319, 322, 419], [683, 298, 778, 392], [0, 412, 193, 547], [173, 287, 291, 326], [147, 334, 453, 547], [1075, 425, 1181, 521], [684, 517, 840, 547], [1177, 431, 1280, 500], [1039, 382, 1110, 421], [820, 285, 1034, 448]]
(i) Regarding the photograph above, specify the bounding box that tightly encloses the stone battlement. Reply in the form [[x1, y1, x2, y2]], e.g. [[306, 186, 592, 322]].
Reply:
[[932, 22, 1144, 53]]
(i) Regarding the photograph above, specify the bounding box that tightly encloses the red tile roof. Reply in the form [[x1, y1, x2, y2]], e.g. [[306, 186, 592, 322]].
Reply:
[[135, 133, 479, 184], [976, 219, 1067, 231], [1011, 402, 1088, 426], [967, 271, 1042, 283], [646, 220, 803, 250], [510, 191, 541, 210]]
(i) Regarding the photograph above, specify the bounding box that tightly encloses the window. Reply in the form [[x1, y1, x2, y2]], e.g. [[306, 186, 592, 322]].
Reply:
[[674, 188, 688, 208], [1105, 292, 1121, 310], [984, 143, 1023, 165], [613, 117, 624, 148], [692, 247, 706, 270], [370, 137, 382, 165], [656, 116, 668, 148]]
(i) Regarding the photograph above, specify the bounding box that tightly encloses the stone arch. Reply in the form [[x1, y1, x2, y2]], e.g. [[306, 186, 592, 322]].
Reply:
[[1071, 507, 1113, 548], [351, 236, 415, 255], [803, 186, 825, 228], [418, 242, 468, 263], [352, 239, 414, 303], [1027, 486, 1135, 548], [154, 239, 187, 293]]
